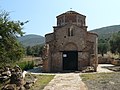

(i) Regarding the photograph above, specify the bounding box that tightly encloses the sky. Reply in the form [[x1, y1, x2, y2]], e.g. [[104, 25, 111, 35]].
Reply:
[[0, 0, 120, 36]]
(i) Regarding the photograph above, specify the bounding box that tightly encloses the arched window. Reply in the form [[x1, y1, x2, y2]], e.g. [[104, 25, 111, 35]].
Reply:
[[68, 26, 74, 36], [68, 28, 70, 36]]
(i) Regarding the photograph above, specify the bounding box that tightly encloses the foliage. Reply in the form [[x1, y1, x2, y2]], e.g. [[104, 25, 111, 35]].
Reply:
[[17, 60, 34, 70], [98, 39, 109, 56], [0, 10, 27, 64], [91, 25, 120, 57], [97, 30, 120, 58], [109, 31, 120, 57], [26, 46, 33, 55], [26, 45, 44, 57]]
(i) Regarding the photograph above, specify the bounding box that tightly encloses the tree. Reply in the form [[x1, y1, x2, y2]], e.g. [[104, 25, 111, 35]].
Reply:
[[26, 46, 33, 55], [0, 10, 27, 64], [98, 39, 108, 56], [26, 45, 44, 57], [109, 38, 117, 54], [109, 31, 120, 57], [115, 31, 120, 57], [98, 43, 107, 56]]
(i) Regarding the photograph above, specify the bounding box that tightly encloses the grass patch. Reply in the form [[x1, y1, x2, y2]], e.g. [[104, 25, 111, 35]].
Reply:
[[30, 74, 54, 90]]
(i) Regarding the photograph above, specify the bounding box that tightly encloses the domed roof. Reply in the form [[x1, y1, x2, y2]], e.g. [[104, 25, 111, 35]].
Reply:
[[65, 11, 79, 14], [56, 10, 86, 18]]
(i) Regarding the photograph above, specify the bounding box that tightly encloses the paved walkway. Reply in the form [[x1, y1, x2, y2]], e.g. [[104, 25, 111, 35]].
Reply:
[[43, 73, 88, 90], [97, 64, 114, 73]]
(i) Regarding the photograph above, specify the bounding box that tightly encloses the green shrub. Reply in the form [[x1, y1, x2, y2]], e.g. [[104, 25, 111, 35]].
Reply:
[[17, 60, 34, 70]]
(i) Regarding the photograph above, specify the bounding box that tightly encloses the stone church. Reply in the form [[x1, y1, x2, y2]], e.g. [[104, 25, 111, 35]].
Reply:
[[43, 11, 98, 72]]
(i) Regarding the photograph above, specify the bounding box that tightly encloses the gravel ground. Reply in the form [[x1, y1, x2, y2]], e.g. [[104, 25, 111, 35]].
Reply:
[[80, 64, 120, 90], [81, 72, 120, 90]]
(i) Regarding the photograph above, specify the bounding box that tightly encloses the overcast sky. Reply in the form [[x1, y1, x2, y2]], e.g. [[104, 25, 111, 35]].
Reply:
[[0, 0, 120, 36]]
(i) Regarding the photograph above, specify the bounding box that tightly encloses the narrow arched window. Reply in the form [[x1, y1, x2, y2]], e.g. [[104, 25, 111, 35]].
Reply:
[[68, 26, 74, 36], [68, 28, 70, 36]]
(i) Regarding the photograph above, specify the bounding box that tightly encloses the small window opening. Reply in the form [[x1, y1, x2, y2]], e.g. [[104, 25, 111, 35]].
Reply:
[[68, 28, 70, 36], [68, 26, 74, 36]]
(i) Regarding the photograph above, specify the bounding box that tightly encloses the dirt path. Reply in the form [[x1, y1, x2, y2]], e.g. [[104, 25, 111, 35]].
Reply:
[[43, 73, 88, 90]]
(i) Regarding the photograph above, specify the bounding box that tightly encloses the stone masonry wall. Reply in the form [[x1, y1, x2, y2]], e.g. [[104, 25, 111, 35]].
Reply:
[[44, 11, 98, 72]]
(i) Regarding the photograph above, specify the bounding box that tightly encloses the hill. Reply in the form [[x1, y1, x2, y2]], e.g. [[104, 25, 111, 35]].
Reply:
[[90, 25, 120, 39], [18, 34, 45, 47]]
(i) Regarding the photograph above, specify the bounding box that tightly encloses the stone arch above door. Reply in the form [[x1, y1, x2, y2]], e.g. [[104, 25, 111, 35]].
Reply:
[[63, 42, 78, 51]]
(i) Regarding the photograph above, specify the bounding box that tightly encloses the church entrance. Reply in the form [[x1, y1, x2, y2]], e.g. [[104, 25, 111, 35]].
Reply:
[[63, 51, 78, 71]]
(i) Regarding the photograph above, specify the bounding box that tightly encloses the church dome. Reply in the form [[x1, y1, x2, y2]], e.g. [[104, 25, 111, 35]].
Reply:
[[56, 10, 86, 27]]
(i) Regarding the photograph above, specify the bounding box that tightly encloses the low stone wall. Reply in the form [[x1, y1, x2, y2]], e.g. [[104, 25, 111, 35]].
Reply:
[[111, 59, 120, 66], [98, 56, 113, 64], [1, 65, 37, 90], [98, 56, 120, 66]]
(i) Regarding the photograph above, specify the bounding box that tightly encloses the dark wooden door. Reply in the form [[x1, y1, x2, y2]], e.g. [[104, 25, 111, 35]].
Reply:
[[63, 51, 78, 71]]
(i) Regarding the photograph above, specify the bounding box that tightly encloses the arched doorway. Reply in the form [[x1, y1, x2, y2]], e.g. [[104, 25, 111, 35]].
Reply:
[[63, 43, 78, 71]]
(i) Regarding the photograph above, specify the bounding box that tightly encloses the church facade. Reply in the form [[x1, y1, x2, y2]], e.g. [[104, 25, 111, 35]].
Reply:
[[43, 11, 98, 72]]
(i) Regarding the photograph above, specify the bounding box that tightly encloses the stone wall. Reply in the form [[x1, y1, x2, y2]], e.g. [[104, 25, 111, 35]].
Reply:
[[98, 56, 113, 64], [54, 24, 87, 52], [112, 59, 120, 65], [78, 52, 90, 70], [51, 52, 62, 72], [45, 33, 54, 43]]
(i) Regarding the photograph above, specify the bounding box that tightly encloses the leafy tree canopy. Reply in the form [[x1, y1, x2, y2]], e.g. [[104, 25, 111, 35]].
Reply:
[[0, 10, 27, 64], [26, 45, 44, 57], [98, 38, 109, 56], [109, 31, 120, 57]]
